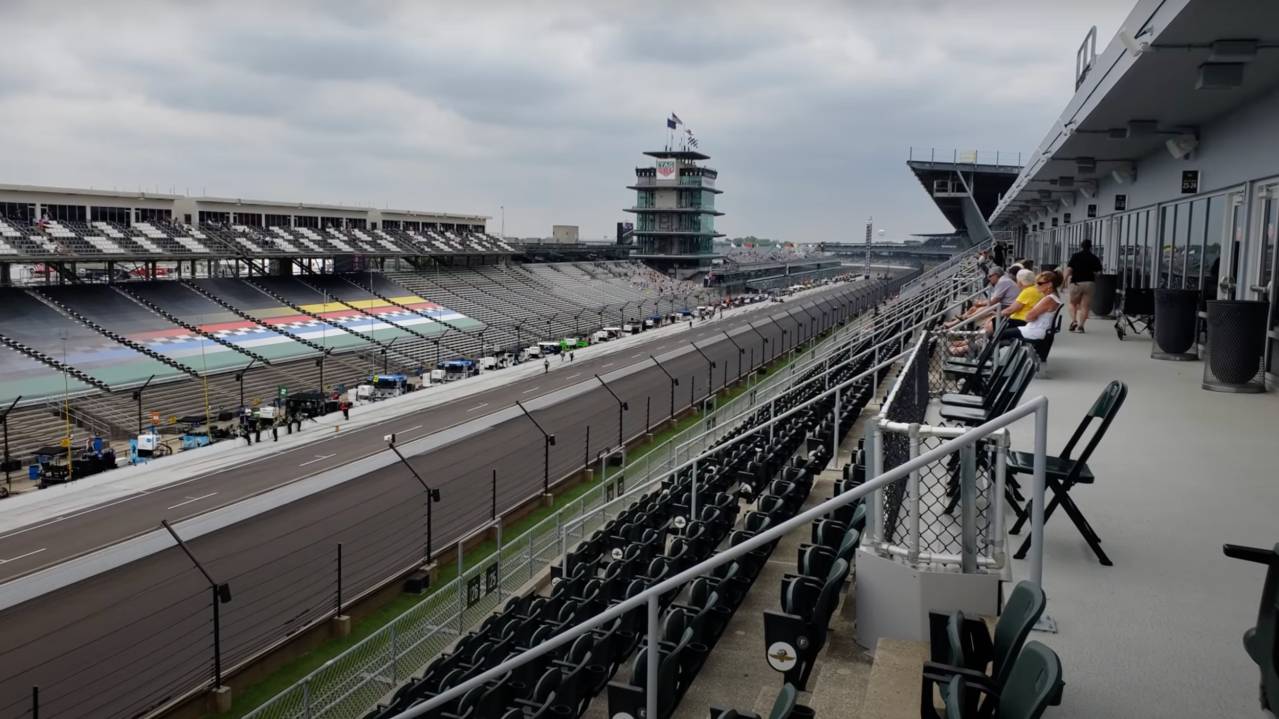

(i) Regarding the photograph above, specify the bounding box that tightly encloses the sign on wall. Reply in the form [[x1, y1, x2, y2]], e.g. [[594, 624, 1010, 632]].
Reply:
[[1181, 170, 1200, 194], [1051, 217, 1059, 227], [1087, 204, 1097, 218], [1063, 213, 1072, 224], [655, 159, 677, 183], [1114, 194, 1127, 211]]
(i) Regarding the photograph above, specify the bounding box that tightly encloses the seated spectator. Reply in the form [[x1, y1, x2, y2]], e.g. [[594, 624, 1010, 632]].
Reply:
[[996, 271, 1064, 344], [944, 266, 1006, 328], [1001, 269, 1042, 327]]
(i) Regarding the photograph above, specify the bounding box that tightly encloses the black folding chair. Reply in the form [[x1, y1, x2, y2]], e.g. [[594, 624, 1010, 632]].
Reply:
[[1008, 380, 1127, 566], [1114, 287, 1153, 340]]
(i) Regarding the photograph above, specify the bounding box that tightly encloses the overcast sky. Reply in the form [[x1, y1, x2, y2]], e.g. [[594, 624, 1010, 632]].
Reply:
[[0, 0, 1130, 242]]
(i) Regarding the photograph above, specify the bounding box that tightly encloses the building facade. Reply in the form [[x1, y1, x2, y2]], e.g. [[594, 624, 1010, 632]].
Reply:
[[625, 150, 723, 275]]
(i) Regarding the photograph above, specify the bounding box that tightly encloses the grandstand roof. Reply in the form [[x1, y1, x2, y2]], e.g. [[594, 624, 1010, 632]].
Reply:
[[989, 0, 1279, 227], [906, 159, 1020, 234]]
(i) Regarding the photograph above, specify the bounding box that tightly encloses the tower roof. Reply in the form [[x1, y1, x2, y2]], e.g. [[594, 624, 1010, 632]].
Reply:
[[643, 150, 710, 161]]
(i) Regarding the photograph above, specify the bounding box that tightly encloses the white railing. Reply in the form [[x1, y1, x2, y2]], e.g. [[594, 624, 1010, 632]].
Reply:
[[390, 394, 1050, 719]]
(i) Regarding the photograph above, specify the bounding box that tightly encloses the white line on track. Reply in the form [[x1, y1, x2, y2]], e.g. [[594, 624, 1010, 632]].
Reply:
[[466, 403, 489, 412], [631, 353, 642, 358], [166, 492, 219, 511], [401, 424, 424, 433], [297, 453, 336, 467], [601, 362, 613, 368], [522, 386, 540, 394], [0, 548, 46, 565], [567, 373, 580, 379]]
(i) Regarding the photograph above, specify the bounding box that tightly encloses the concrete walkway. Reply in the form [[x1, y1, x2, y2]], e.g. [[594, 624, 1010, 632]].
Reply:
[[1008, 320, 1279, 718]]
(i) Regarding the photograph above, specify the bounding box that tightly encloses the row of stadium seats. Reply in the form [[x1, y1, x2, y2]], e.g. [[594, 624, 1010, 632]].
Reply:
[[0, 216, 515, 258]]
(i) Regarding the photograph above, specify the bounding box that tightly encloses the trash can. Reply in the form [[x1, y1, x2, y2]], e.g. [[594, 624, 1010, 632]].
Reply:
[[1152, 288, 1200, 360], [1203, 300, 1268, 392], [1091, 273, 1118, 317]]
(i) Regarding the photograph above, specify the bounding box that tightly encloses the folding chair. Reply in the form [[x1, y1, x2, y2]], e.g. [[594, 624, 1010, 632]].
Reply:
[[939, 347, 1036, 427], [1007, 380, 1127, 566]]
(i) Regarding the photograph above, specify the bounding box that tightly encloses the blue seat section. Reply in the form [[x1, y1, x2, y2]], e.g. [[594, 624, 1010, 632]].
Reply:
[[0, 288, 183, 390]]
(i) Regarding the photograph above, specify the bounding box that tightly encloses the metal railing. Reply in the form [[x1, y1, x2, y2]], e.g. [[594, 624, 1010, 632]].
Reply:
[[869, 325, 1010, 571], [389, 394, 1050, 719], [241, 259, 987, 719]]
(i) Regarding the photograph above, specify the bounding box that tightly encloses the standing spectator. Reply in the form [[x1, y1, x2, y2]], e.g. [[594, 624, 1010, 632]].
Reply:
[[1065, 239, 1103, 332], [543, 358, 550, 374]]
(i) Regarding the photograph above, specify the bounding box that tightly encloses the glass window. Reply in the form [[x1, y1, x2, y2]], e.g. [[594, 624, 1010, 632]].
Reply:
[[0, 202, 35, 221], [1186, 199, 1208, 291], [1203, 195, 1224, 298]]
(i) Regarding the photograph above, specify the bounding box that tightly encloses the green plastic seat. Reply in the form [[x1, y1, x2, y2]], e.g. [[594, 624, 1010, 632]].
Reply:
[[1224, 542, 1279, 713], [928, 641, 1063, 719]]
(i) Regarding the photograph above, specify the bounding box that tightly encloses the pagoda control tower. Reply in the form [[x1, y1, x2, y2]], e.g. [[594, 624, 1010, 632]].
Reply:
[[625, 150, 723, 275]]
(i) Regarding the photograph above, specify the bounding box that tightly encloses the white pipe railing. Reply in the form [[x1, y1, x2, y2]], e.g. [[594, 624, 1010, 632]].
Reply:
[[389, 395, 1049, 719]]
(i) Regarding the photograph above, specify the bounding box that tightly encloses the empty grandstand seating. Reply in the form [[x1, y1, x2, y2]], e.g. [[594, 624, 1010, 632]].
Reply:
[[353, 302, 899, 719]]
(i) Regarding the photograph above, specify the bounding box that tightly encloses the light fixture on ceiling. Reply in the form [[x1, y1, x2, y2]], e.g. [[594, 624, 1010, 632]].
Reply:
[[1112, 162, 1138, 185], [1075, 157, 1097, 174], [1166, 133, 1199, 160], [1078, 180, 1098, 199], [1118, 27, 1153, 58]]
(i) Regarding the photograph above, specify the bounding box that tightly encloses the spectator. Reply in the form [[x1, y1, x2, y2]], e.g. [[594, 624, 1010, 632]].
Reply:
[[998, 271, 1064, 344], [1065, 239, 1103, 333], [1001, 269, 1042, 328], [543, 358, 549, 374]]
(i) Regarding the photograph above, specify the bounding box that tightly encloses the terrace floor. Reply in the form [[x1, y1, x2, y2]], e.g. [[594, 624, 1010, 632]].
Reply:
[[1007, 318, 1278, 718]]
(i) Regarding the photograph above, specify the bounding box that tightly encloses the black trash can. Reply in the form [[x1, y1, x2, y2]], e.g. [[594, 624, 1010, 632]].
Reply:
[[1152, 288, 1199, 360], [1204, 300, 1268, 392], [1091, 273, 1118, 317]]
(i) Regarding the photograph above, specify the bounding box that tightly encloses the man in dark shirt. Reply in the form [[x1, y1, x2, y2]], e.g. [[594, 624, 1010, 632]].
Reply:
[[1065, 239, 1104, 332]]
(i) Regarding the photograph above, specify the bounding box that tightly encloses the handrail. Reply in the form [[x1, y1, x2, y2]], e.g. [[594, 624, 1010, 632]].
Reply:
[[391, 395, 1049, 718]]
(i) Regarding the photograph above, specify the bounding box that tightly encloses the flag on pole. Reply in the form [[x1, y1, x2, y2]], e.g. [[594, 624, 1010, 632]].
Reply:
[[666, 116, 677, 129], [671, 113, 683, 126]]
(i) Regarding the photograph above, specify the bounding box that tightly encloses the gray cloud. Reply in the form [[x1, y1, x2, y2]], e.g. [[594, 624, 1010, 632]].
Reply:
[[0, 0, 1128, 240]]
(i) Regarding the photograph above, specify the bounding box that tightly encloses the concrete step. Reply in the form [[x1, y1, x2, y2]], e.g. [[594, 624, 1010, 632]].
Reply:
[[859, 638, 928, 719]]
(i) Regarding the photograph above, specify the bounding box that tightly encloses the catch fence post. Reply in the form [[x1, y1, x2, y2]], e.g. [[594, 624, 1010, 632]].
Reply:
[[457, 542, 464, 634], [336, 543, 343, 616]]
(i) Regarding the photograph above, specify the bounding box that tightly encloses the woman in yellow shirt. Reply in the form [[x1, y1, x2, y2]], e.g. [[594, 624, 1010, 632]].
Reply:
[[1003, 269, 1042, 326]]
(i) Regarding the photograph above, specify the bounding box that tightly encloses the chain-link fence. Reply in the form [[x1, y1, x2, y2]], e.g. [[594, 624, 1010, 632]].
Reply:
[[872, 329, 1009, 570]]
